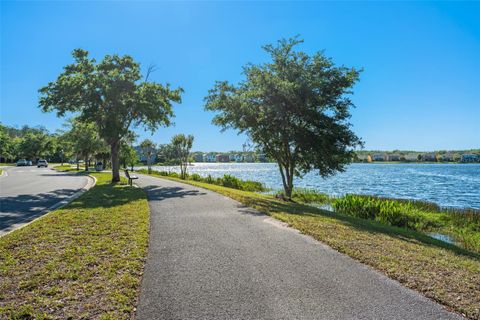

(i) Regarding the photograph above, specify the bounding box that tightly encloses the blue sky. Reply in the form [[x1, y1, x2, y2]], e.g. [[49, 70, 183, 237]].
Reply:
[[1, 1, 479, 152]]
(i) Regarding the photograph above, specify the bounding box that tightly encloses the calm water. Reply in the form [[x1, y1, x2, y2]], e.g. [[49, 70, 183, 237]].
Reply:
[[147, 163, 480, 209]]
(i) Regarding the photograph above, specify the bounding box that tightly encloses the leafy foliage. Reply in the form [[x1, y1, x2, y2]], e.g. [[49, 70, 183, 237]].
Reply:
[[139, 139, 156, 173], [171, 134, 194, 179], [205, 37, 362, 198], [39, 49, 182, 181]]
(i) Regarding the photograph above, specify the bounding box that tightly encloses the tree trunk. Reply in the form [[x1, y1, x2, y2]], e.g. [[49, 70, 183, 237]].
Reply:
[[277, 162, 294, 199], [85, 155, 89, 171], [111, 141, 120, 182]]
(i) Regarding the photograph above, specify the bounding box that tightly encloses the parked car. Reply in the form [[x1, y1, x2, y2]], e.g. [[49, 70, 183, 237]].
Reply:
[[37, 159, 48, 168], [27, 160, 33, 166], [16, 159, 28, 166]]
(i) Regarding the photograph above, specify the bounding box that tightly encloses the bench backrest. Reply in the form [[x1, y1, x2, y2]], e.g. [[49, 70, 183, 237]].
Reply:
[[124, 170, 131, 179]]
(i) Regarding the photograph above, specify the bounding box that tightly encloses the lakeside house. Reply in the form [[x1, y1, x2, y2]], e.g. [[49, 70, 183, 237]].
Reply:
[[193, 153, 204, 162], [441, 153, 454, 162], [372, 154, 387, 161], [244, 154, 255, 162], [216, 154, 230, 162], [234, 154, 244, 162], [204, 153, 216, 162], [387, 154, 401, 161], [460, 154, 479, 163], [422, 153, 436, 162]]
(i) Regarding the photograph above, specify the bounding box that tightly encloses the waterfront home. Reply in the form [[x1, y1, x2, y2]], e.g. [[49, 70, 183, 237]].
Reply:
[[234, 154, 244, 162], [356, 154, 369, 162], [244, 154, 255, 162], [193, 153, 204, 162], [216, 154, 230, 162], [422, 153, 436, 162], [404, 154, 419, 162], [441, 153, 454, 162], [204, 153, 216, 162], [460, 154, 479, 163], [229, 154, 236, 161], [372, 154, 387, 161], [387, 154, 401, 161]]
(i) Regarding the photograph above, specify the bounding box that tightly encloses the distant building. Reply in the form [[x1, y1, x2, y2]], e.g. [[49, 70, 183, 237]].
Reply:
[[404, 154, 419, 162], [204, 153, 216, 162], [441, 153, 454, 162], [193, 154, 204, 162], [387, 154, 401, 161], [229, 154, 236, 161], [460, 154, 479, 163], [216, 154, 230, 162], [372, 154, 387, 161], [356, 154, 369, 162], [234, 154, 244, 162], [422, 153, 436, 162], [244, 154, 254, 162]]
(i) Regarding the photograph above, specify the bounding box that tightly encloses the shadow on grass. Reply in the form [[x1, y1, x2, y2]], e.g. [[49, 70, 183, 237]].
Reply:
[[67, 182, 144, 209], [242, 195, 480, 259], [142, 185, 206, 201]]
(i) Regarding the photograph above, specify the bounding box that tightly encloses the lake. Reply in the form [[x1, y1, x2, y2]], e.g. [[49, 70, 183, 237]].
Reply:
[[147, 163, 480, 209]]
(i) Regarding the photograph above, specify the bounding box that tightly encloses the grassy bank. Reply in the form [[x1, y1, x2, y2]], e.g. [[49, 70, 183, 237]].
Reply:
[[137, 168, 266, 192], [140, 172, 479, 319], [0, 170, 149, 319]]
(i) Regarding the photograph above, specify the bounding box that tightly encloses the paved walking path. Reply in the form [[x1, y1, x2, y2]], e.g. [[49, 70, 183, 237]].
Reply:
[[135, 173, 461, 320]]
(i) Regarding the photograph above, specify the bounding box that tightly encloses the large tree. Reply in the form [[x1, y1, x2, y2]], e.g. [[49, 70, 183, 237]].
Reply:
[[39, 49, 182, 182], [171, 134, 194, 179], [205, 38, 362, 198]]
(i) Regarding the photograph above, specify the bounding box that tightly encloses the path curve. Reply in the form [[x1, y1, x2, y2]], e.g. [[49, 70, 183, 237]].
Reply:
[[135, 173, 461, 320]]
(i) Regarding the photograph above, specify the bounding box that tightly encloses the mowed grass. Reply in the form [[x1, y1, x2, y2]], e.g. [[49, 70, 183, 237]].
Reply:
[[0, 171, 149, 319], [144, 173, 480, 319]]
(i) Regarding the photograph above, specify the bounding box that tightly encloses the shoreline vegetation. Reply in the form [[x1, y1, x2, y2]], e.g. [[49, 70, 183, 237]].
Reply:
[[139, 169, 479, 254], [0, 169, 149, 319], [138, 168, 480, 319]]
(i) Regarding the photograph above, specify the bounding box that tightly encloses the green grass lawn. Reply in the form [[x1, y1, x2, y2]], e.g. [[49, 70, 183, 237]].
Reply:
[[144, 172, 480, 319], [0, 171, 149, 319]]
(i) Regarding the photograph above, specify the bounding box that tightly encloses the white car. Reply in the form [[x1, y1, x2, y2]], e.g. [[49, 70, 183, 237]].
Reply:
[[16, 159, 28, 166], [37, 159, 48, 168]]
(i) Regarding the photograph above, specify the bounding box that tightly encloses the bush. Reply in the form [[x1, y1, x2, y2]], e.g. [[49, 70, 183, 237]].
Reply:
[[190, 173, 202, 181], [290, 188, 330, 204], [332, 194, 426, 229]]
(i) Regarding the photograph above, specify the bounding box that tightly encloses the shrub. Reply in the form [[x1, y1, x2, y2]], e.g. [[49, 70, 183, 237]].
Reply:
[[190, 173, 202, 181], [290, 188, 330, 204]]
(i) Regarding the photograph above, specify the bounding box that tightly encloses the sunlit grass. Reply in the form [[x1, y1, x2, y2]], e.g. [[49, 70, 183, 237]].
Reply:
[[0, 171, 149, 319]]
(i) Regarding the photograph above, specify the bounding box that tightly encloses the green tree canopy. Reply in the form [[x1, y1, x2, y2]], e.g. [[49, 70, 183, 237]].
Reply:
[[171, 134, 194, 179], [205, 38, 362, 198], [39, 49, 182, 182], [139, 139, 156, 174], [65, 118, 104, 171]]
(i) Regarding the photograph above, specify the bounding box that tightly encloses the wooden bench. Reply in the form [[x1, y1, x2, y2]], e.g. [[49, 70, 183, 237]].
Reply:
[[124, 169, 139, 186]]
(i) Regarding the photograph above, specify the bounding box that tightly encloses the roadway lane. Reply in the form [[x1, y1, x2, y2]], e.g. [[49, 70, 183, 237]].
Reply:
[[0, 166, 89, 235]]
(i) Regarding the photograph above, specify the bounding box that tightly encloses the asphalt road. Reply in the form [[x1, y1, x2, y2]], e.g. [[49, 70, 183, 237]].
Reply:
[[0, 166, 89, 235], [135, 174, 461, 320]]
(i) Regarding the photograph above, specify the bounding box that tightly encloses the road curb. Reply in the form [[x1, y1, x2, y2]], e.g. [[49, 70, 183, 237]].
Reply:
[[0, 173, 97, 238]]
